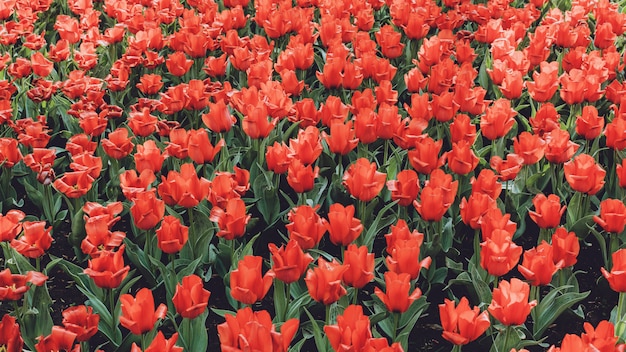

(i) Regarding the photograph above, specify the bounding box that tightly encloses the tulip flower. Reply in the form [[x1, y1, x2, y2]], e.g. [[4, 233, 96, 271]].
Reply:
[[374, 271, 422, 313], [480, 98, 517, 140], [158, 163, 210, 208], [480, 230, 522, 277], [490, 154, 524, 182], [155, 216, 189, 254], [601, 249, 626, 292], [387, 169, 420, 207], [210, 198, 251, 240], [564, 153, 606, 195], [130, 331, 183, 352], [10, 220, 52, 258], [518, 241, 561, 286], [470, 169, 501, 200], [459, 193, 498, 230], [0, 210, 25, 242], [130, 191, 165, 231], [305, 258, 348, 305], [551, 227, 580, 268], [343, 158, 387, 202], [265, 141, 292, 174], [286, 159, 319, 193], [35, 326, 77, 352], [325, 203, 363, 246], [62, 305, 100, 342], [439, 297, 490, 346], [119, 288, 167, 335], [269, 240, 313, 284], [594, 199, 626, 234], [342, 244, 374, 289], [83, 246, 130, 289], [230, 255, 274, 305], [575, 105, 604, 140], [513, 132, 546, 166], [173, 274, 211, 319], [386, 237, 432, 280], [488, 278, 537, 326], [286, 205, 327, 250], [218, 307, 299, 352], [0, 314, 23, 352], [324, 305, 376, 351], [480, 208, 517, 241], [528, 194, 566, 229]]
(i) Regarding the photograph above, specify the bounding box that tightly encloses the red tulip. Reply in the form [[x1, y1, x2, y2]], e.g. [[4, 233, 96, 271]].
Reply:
[[575, 105, 604, 140], [439, 297, 490, 346], [324, 305, 374, 352], [488, 278, 537, 326], [386, 237, 432, 280], [286, 205, 327, 250], [0, 209, 25, 242], [119, 288, 167, 335], [387, 169, 420, 207], [10, 221, 52, 258], [83, 246, 130, 289], [480, 230, 522, 277], [35, 326, 76, 352], [130, 191, 165, 230], [602, 249, 626, 292], [269, 240, 313, 284], [218, 307, 299, 352], [286, 159, 319, 193], [210, 198, 251, 240], [0, 314, 23, 352], [374, 271, 422, 313], [342, 158, 387, 201], [173, 274, 211, 319], [230, 255, 274, 305], [305, 257, 348, 305], [62, 305, 100, 342], [594, 199, 626, 233], [518, 241, 561, 286], [529, 193, 566, 229], [480, 98, 517, 140], [155, 216, 189, 254], [564, 153, 606, 195], [130, 331, 183, 352], [325, 203, 363, 246], [342, 244, 374, 289], [551, 227, 580, 268]]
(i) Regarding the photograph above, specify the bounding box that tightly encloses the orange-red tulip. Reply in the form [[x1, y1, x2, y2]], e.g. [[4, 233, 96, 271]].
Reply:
[[286, 205, 327, 250], [324, 305, 377, 352], [602, 249, 626, 292], [594, 199, 626, 234], [230, 255, 274, 305], [564, 153, 606, 195], [529, 193, 566, 229], [325, 203, 363, 246], [343, 158, 387, 202], [518, 241, 561, 286], [0, 269, 47, 301], [269, 240, 313, 284], [10, 221, 52, 258], [130, 331, 183, 352], [35, 326, 76, 352], [488, 278, 537, 326], [83, 246, 130, 289], [62, 305, 99, 342], [480, 230, 522, 277], [119, 288, 167, 335], [342, 244, 374, 289], [155, 216, 189, 254], [0, 314, 23, 352], [173, 274, 210, 319], [374, 271, 422, 313], [130, 191, 165, 230], [386, 237, 432, 280], [218, 307, 299, 352], [439, 297, 490, 345], [387, 169, 420, 207], [305, 257, 348, 305], [210, 198, 251, 240]]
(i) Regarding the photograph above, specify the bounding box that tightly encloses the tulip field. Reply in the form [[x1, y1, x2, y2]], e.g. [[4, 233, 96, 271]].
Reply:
[[2, 0, 626, 350]]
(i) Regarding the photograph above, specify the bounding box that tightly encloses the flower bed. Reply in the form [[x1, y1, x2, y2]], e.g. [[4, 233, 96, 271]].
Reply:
[[0, 0, 625, 350]]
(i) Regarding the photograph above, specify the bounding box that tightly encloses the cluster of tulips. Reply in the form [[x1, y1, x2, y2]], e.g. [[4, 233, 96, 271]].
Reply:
[[2, 0, 626, 350]]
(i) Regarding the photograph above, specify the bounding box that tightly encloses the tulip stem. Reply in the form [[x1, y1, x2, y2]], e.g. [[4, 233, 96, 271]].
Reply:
[[617, 293, 626, 332], [392, 312, 400, 342], [473, 229, 481, 268], [610, 233, 620, 269], [325, 304, 331, 326], [451, 344, 462, 352], [502, 325, 512, 352], [108, 288, 115, 317]]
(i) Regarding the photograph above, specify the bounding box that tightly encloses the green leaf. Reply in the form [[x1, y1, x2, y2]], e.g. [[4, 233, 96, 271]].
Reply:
[[360, 201, 398, 252], [304, 308, 328, 352], [532, 286, 590, 338]]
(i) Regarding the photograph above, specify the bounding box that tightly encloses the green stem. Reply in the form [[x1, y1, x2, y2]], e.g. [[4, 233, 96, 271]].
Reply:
[[392, 312, 400, 342], [325, 304, 331, 326], [451, 344, 462, 352], [619, 292, 626, 322], [502, 326, 512, 352], [473, 229, 481, 268], [109, 289, 115, 317]]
